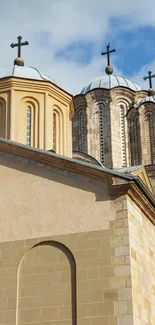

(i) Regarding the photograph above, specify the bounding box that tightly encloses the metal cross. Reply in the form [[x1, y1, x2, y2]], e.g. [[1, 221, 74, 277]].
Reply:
[[10, 36, 29, 57], [143, 71, 155, 89], [101, 43, 116, 66]]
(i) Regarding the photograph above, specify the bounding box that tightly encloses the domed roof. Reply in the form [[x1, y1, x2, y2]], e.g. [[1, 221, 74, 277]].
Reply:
[[0, 66, 55, 83], [80, 75, 142, 94], [135, 95, 155, 108]]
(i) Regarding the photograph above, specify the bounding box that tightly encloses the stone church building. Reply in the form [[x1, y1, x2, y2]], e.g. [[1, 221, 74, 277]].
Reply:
[[0, 37, 155, 325]]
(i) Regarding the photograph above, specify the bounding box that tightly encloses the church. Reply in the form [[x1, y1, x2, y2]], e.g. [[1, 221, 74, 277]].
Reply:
[[0, 36, 155, 325]]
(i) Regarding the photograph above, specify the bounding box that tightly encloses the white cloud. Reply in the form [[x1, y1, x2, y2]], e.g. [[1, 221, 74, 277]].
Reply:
[[0, 0, 155, 94]]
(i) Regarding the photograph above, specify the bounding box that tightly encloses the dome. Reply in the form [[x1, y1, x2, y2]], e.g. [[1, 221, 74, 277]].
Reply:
[[0, 66, 55, 83], [80, 75, 142, 94], [135, 95, 155, 108]]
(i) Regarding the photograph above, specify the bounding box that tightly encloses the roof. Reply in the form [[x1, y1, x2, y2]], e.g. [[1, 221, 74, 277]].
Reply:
[[80, 74, 142, 94], [0, 66, 55, 83]]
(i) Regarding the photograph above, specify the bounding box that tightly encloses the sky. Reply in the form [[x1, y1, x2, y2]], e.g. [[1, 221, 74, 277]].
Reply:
[[1, 0, 155, 95]]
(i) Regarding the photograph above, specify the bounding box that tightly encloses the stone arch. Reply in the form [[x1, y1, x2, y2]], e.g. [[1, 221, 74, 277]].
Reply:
[[111, 88, 134, 106], [16, 240, 77, 325], [20, 96, 40, 147], [0, 97, 6, 138], [52, 105, 64, 154]]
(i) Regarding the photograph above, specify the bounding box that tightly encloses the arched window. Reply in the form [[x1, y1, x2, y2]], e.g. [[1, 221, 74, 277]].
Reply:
[[52, 108, 62, 154], [78, 110, 85, 151], [53, 112, 56, 152], [99, 105, 104, 164], [130, 114, 141, 166], [0, 100, 6, 138], [120, 105, 126, 166], [26, 106, 31, 146], [147, 113, 155, 163]]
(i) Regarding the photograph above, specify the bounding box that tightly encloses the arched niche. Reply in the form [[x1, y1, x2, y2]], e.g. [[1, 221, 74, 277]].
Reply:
[[20, 97, 40, 147], [52, 105, 64, 154], [16, 241, 77, 325], [0, 97, 6, 138]]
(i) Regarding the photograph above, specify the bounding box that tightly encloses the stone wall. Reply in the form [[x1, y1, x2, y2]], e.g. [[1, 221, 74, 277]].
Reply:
[[127, 198, 155, 325], [0, 217, 133, 325], [0, 149, 135, 325]]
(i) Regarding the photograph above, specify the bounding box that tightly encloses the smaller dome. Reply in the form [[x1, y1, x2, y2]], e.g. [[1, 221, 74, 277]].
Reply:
[[0, 65, 55, 83], [80, 74, 142, 94], [135, 96, 155, 108]]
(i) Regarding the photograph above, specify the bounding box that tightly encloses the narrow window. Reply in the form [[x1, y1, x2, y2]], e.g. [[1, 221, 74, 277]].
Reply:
[[120, 105, 126, 166], [53, 112, 56, 151], [26, 106, 31, 146], [99, 105, 104, 164], [147, 113, 154, 163], [78, 110, 85, 151], [0, 102, 6, 138]]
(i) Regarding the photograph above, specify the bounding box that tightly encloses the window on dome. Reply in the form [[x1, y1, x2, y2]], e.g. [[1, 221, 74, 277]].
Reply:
[[78, 110, 85, 151], [26, 106, 31, 146], [130, 115, 141, 166], [99, 105, 105, 164], [147, 113, 155, 163], [0, 100, 6, 138], [120, 105, 127, 166], [53, 108, 62, 154], [53, 112, 56, 152]]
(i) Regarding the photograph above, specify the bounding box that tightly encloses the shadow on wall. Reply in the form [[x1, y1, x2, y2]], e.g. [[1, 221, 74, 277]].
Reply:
[[0, 153, 110, 203]]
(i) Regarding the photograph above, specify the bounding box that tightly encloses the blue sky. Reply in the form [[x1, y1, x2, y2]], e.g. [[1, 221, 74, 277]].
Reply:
[[0, 0, 155, 94]]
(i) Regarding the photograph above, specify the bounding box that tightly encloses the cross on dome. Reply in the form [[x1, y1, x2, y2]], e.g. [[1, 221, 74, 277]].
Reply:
[[10, 36, 29, 67], [143, 71, 155, 96], [101, 43, 116, 75]]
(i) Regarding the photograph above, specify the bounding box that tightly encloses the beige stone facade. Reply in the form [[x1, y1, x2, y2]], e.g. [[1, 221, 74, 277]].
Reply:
[[0, 77, 74, 157]]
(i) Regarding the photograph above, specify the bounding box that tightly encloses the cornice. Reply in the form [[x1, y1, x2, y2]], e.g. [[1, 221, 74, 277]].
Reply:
[[0, 77, 75, 116], [0, 77, 72, 102]]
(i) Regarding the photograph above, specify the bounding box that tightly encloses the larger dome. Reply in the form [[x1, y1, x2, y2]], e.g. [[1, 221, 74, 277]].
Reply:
[[80, 75, 142, 94], [0, 66, 55, 83]]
